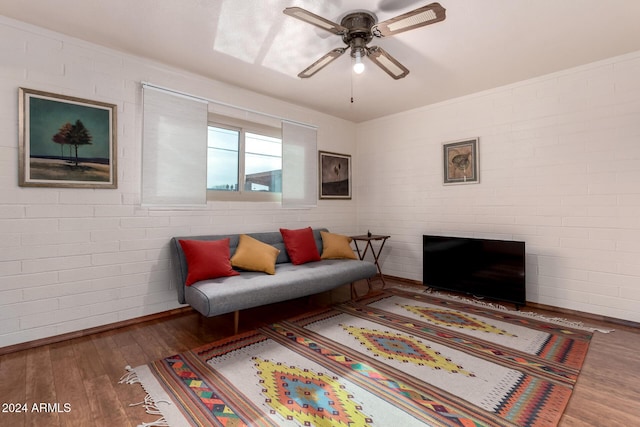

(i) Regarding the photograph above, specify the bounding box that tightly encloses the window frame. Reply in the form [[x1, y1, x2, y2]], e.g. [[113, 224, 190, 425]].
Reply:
[[207, 114, 282, 202]]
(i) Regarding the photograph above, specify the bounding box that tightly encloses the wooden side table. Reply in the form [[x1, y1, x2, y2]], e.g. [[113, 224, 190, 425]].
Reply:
[[351, 234, 390, 291]]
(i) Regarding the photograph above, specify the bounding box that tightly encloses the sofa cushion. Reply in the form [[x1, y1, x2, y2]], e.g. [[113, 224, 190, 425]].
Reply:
[[320, 231, 357, 260], [185, 259, 378, 317], [231, 234, 280, 275], [179, 238, 239, 286], [280, 227, 321, 265]]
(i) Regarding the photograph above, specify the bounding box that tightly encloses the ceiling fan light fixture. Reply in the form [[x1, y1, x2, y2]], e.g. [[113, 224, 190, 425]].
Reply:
[[353, 50, 365, 74]]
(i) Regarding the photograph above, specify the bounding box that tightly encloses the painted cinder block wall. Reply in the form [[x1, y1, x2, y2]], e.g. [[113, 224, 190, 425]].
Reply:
[[0, 17, 359, 348], [2, 14, 639, 349], [356, 51, 640, 323]]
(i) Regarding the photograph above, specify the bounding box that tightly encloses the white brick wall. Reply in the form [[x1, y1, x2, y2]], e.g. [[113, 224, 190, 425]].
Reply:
[[2, 15, 637, 349], [356, 51, 640, 323], [0, 17, 358, 348]]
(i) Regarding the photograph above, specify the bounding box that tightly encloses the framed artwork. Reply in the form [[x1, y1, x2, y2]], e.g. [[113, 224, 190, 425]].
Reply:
[[443, 138, 479, 185], [319, 151, 351, 199], [18, 88, 117, 188]]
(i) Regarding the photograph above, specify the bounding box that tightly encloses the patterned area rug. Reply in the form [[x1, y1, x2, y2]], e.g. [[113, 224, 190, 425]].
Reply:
[[122, 288, 593, 427]]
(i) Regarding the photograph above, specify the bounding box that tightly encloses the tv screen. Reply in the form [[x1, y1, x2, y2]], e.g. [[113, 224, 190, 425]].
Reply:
[[423, 235, 526, 307]]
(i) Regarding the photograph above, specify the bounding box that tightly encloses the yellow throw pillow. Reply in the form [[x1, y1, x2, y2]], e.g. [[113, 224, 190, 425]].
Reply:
[[231, 234, 280, 275], [320, 231, 357, 260]]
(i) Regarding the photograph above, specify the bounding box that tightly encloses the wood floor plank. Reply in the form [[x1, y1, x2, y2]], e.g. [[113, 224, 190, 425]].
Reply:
[[107, 328, 138, 350], [49, 340, 91, 427], [562, 393, 639, 427], [90, 332, 156, 426], [89, 332, 129, 379], [71, 337, 107, 382], [127, 324, 174, 361], [24, 345, 60, 427], [83, 374, 131, 427], [154, 314, 203, 351], [145, 321, 189, 356], [0, 351, 27, 427]]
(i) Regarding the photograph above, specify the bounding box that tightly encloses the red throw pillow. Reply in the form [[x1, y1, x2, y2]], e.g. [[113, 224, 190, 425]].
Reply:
[[178, 238, 239, 286], [280, 227, 321, 265]]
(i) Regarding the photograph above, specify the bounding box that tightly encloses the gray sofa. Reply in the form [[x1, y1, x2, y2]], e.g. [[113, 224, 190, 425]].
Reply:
[[170, 228, 377, 332]]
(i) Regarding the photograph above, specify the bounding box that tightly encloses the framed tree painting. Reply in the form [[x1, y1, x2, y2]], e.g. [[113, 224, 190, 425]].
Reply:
[[319, 151, 351, 199], [18, 88, 117, 188], [443, 137, 479, 185]]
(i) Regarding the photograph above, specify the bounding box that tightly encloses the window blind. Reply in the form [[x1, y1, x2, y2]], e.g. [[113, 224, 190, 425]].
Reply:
[[141, 85, 208, 207], [281, 121, 317, 208]]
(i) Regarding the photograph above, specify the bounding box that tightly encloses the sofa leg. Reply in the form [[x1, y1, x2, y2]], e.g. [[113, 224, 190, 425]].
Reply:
[[234, 310, 239, 335], [351, 282, 357, 299]]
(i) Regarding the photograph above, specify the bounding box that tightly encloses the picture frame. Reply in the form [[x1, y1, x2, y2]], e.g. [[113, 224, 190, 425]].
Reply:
[[18, 88, 117, 188], [319, 151, 351, 199], [443, 137, 479, 185]]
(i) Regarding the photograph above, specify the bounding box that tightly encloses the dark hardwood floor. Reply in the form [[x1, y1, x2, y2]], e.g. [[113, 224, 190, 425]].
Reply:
[[1, 278, 638, 427]]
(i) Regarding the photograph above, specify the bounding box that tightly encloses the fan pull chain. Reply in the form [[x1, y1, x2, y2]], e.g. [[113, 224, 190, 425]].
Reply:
[[350, 70, 354, 103]]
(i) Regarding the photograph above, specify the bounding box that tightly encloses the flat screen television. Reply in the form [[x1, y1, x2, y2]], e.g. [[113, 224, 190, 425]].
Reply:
[[423, 235, 526, 307]]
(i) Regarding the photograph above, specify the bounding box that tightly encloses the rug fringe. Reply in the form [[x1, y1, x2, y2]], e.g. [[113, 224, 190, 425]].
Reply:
[[119, 365, 140, 385], [119, 366, 171, 427], [392, 285, 613, 333]]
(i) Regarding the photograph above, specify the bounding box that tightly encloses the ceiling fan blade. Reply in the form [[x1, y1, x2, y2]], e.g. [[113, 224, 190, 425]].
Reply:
[[298, 48, 346, 78], [283, 7, 347, 35], [367, 46, 409, 79], [373, 2, 446, 37]]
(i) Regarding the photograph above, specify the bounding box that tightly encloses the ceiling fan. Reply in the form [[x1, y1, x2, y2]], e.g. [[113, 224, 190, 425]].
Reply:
[[283, 2, 446, 80]]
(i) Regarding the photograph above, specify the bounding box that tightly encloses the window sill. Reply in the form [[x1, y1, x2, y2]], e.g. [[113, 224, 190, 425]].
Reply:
[[207, 190, 281, 203]]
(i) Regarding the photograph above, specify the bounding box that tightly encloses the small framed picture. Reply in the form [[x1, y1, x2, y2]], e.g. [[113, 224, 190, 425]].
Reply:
[[443, 138, 479, 185], [319, 151, 351, 199], [19, 88, 117, 188]]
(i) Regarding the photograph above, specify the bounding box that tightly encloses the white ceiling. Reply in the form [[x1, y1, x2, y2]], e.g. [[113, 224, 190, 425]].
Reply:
[[3, 0, 640, 122]]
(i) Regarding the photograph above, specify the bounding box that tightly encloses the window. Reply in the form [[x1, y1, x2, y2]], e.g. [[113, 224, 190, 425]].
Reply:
[[245, 132, 282, 192], [141, 84, 317, 208], [207, 120, 282, 201], [207, 126, 239, 191], [142, 85, 208, 207]]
